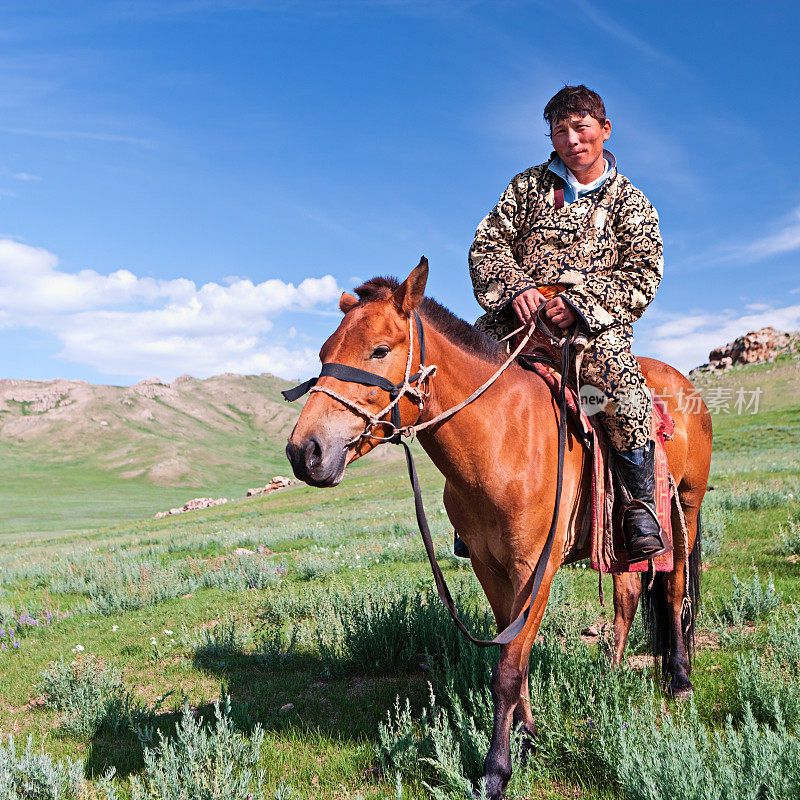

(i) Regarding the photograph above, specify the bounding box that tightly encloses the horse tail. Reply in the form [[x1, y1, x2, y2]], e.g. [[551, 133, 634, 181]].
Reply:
[[640, 510, 702, 686]]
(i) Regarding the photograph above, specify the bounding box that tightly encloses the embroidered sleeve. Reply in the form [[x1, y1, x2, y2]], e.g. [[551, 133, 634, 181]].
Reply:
[[561, 185, 663, 334], [468, 170, 539, 311]]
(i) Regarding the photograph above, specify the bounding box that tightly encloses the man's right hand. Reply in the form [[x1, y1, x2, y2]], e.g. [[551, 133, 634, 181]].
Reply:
[[511, 287, 547, 326]]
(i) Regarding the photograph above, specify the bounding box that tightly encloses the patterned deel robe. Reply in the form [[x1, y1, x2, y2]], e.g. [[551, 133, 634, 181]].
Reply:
[[468, 151, 663, 451]]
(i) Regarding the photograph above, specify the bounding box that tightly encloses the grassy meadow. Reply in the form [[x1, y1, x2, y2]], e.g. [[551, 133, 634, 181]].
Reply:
[[1, 356, 800, 799]]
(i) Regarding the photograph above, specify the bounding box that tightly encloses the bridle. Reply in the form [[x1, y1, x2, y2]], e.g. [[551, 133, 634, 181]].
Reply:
[[282, 309, 555, 446], [283, 305, 575, 647], [282, 312, 436, 446]]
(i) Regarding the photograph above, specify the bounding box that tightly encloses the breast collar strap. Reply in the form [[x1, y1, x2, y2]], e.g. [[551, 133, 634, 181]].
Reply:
[[281, 311, 428, 442]]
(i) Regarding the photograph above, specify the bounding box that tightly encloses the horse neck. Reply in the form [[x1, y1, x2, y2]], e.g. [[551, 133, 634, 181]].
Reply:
[[413, 323, 549, 480]]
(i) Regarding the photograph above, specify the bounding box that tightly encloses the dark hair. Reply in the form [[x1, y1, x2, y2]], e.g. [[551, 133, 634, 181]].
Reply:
[[543, 85, 606, 132]]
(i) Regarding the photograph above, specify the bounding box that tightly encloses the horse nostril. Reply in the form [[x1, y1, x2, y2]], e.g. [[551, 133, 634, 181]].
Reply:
[[305, 435, 323, 470]]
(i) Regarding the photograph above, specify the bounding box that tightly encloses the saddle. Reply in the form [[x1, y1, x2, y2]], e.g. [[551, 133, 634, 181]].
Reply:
[[516, 285, 675, 574]]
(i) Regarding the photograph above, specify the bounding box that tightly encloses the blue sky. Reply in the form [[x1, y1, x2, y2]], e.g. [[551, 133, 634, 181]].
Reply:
[[1, 0, 799, 383]]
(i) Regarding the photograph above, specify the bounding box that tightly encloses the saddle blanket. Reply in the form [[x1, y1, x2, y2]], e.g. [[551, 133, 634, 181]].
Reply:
[[525, 361, 675, 574]]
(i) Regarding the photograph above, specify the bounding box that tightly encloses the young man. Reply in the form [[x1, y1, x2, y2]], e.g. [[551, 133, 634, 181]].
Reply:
[[464, 84, 667, 563]]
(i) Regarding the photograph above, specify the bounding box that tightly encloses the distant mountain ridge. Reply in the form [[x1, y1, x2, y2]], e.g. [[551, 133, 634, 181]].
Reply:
[[0, 373, 299, 487], [2, 350, 798, 538]]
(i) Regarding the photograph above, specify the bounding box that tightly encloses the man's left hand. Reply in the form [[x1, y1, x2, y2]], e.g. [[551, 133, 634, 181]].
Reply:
[[544, 296, 578, 330]]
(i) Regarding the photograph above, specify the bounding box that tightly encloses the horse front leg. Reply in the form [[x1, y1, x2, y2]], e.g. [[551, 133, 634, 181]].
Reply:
[[513, 661, 536, 761], [480, 566, 554, 800]]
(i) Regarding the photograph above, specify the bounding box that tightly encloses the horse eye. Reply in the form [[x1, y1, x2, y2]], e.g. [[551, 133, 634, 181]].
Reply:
[[370, 346, 390, 359]]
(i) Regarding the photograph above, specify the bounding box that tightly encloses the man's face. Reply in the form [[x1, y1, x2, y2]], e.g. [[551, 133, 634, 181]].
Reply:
[[550, 114, 612, 176]]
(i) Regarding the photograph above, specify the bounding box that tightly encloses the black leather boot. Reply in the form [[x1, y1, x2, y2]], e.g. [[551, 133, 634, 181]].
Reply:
[[453, 532, 470, 558], [614, 440, 671, 563]]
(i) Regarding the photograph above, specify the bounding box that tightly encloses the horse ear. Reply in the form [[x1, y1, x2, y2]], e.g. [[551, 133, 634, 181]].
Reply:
[[392, 256, 429, 314], [339, 292, 358, 314]]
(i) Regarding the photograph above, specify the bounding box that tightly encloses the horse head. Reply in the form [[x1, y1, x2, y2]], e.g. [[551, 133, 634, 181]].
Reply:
[[285, 257, 429, 487]]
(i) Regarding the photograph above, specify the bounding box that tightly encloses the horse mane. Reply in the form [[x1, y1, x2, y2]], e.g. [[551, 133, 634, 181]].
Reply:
[[353, 276, 504, 365]]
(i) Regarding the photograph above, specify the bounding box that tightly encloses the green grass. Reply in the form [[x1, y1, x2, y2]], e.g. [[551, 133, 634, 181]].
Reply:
[[2, 358, 800, 798]]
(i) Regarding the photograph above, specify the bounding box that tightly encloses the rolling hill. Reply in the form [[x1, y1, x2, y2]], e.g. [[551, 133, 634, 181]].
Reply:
[[2, 326, 798, 539], [1, 373, 297, 485], [0, 373, 316, 537]]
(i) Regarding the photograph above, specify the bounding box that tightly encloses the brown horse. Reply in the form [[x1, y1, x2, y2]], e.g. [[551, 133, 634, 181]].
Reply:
[[286, 259, 712, 800]]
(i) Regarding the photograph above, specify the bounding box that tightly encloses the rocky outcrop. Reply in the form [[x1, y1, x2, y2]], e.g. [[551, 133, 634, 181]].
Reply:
[[5, 388, 67, 413], [246, 476, 295, 496], [153, 476, 297, 518], [155, 497, 228, 518], [693, 327, 800, 373]]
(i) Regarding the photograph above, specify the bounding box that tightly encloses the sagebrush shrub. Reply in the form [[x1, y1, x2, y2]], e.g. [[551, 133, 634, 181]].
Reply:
[[185, 615, 253, 666], [701, 504, 728, 559], [129, 694, 266, 800], [377, 630, 648, 794], [737, 606, 800, 727], [315, 579, 491, 676], [711, 485, 788, 511], [777, 516, 800, 556], [378, 621, 800, 799], [538, 569, 596, 638], [609, 701, 800, 800], [253, 623, 301, 668], [38, 652, 144, 739], [0, 734, 116, 799], [710, 567, 782, 628], [294, 546, 343, 581], [46, 548, 286, 616]]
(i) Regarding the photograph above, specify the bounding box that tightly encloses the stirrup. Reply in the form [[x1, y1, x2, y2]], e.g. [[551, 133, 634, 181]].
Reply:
[[626, 533, 672, 563]]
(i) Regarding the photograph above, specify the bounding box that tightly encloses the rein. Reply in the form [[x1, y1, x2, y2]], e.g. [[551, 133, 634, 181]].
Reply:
[[282, 306, 574, 647]]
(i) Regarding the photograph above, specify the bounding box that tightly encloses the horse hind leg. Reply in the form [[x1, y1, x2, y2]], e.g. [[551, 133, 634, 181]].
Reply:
[[611, 571, 643, 666], [665, 502, 702, 698]]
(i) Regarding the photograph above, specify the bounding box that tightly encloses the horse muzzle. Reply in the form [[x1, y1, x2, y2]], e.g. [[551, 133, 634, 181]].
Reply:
[[285, 433, 348, 487]]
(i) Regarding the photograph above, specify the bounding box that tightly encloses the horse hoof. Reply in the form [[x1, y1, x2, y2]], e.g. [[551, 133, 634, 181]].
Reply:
[[481, 776, 506, 800], [670, 683, 694, 701]]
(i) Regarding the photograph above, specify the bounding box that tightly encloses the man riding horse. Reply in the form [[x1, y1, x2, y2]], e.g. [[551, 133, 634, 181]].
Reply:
[[285, 82, 710, 799], [461, 84, 667, 564]]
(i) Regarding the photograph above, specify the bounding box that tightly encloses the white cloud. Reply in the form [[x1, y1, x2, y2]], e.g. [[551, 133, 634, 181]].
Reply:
[[719, 203, 800, 264], [640, 303, 800, 374], [0, 238, 340, 380]]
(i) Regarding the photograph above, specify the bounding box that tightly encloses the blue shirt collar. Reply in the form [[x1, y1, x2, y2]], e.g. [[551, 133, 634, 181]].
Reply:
[[547, 149, 617, 204]]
